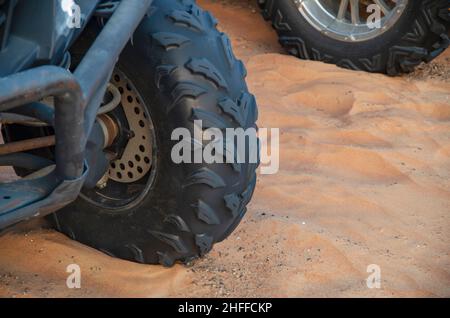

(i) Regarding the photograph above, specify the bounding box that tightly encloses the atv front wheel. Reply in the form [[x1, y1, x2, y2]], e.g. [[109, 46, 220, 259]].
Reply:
[[50, 0, 258, 266], [258, 0, 449, 75]]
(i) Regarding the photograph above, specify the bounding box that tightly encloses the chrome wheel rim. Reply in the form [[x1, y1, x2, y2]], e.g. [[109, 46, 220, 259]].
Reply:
[[294, 0, 409, 42]]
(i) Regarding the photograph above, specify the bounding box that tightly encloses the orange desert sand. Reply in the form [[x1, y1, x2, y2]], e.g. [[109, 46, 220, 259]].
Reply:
[[0, 0, 449, 297]]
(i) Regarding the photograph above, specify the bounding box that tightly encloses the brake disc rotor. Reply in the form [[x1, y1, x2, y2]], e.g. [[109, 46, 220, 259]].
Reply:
[[108, 70, 153, 183]]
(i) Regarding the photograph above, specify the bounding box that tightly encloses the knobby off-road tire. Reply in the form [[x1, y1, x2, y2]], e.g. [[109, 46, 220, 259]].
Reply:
[[257, 0, 449, 75], [50, 0, 258, 266]]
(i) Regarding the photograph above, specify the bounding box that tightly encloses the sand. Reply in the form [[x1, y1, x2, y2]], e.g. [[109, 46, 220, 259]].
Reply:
[[0, 0, 449, 297]]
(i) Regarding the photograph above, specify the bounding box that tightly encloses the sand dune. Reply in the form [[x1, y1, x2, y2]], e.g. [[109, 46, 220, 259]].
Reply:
[[0, 0, 449, 297]]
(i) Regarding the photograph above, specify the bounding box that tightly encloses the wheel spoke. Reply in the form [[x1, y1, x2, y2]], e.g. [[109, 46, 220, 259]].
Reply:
[[337, 0, 349, 21], [373, 0, 391, 15], [349, 0, 360, 25]]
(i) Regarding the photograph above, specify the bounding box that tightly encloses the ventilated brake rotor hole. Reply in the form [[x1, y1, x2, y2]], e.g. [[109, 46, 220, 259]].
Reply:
[[139, 120, 145, 128], [144, 157, 150, 164], [118, 86, 124, 94], [126, 83, 132, 91], [120, 163, 125, 170], [128, 161, 134, 168], [135, 155, 141, 162], [117, 172, 122, 179], [139, 145, 145, 152], [134, 107, 140, 115], [111, 162, 116, 169], [114, 75, 120, 82], [127, 172, 134, 178], [137, 167, 143, 174], [127, 96, 133, 103]]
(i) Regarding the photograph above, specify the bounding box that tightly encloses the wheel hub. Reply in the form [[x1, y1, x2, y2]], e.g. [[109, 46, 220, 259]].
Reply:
[[294, 0, 409, 42], [80, 68, 157, 210], [108, 70, 153, 184]]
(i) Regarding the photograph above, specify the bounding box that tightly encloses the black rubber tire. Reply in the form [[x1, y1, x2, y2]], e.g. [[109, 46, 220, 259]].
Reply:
[[257, 0, 449, 75], [50, 0, 258, 266]]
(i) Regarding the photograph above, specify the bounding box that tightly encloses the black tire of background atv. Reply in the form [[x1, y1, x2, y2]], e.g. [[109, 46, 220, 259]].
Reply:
[[257, 0, 449, 75], [50, 0, 258, 266]]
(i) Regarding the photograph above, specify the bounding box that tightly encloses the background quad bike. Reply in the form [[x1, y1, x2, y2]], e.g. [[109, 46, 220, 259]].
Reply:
[[257, 0, 450, 75]]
